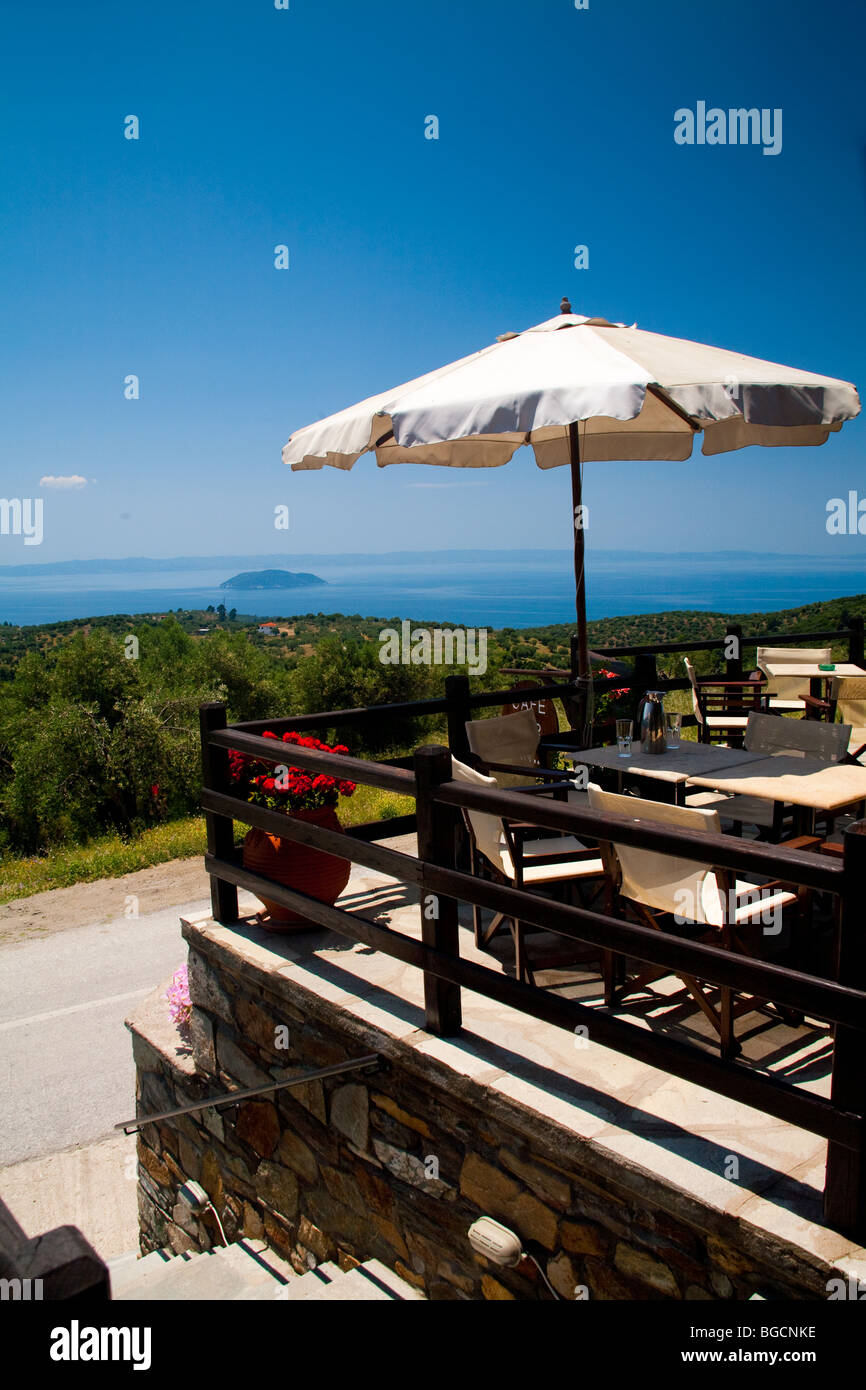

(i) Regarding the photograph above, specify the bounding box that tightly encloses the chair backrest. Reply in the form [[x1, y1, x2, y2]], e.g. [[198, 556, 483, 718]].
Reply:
[[832, 677, 866, 731], [450, 756, 504, 873], [465, 710, 540, 788], [744, 710, 850, 761], [757, 647, 832, 702], [682, 657, 702, 723], [757, 647, 832, 665], [587, 784, 723, 926]]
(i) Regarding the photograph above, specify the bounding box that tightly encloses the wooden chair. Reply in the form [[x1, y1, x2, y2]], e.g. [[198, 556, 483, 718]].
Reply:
[[683, 658, 767, 745], [451, 756, 612, 991], [756, 647, 832, 714], [464, 709, 587, 811], [804, 676, 866, 763], [686, 711, 853, 838], [588, 785, 809, 1059]]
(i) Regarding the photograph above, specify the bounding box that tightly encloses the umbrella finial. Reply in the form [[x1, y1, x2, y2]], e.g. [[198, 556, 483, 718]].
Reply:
[[560, 296, 572, 315]]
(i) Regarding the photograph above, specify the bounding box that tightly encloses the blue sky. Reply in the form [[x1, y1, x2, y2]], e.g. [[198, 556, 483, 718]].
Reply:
[[1, 0, 864, 565]]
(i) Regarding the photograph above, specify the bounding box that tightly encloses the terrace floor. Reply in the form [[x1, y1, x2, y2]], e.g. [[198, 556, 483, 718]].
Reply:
[[186, 829, 866, 1280]]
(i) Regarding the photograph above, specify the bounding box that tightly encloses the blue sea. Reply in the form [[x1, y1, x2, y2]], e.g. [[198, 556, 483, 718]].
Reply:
[[0, 552, 863, 629]]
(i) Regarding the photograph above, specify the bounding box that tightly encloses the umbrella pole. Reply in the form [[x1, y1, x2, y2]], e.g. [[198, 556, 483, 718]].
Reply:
[[568, 421, 592, 744]]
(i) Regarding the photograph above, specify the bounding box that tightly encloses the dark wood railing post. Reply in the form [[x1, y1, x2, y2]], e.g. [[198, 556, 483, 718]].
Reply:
[[445, 673, 472, 763], [414, 745, 462, 1037], [824, 819, 866, 1236], [199, 702, 239, 925], [725, 623, 743, 678], [568, 633, 588, 734], [848, 616, 864, 668], [631, 652, 658, 722]]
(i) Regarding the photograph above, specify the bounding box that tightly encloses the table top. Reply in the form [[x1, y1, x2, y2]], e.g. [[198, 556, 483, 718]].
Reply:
[[686, 754, 866, 812], [567, 742, 761, 785], [759, 660, 865, 680]]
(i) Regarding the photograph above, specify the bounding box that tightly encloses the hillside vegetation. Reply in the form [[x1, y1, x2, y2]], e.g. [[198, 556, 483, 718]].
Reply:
[[0, 592, 863, 895]]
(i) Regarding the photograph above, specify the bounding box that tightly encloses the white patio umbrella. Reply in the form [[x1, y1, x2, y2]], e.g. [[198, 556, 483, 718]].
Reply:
[[282, 302, 860, 728]]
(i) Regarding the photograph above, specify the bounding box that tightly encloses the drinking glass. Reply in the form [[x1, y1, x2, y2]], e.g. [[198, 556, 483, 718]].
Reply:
[[616, 718, 633, 758], [666, 712, 682, 749]]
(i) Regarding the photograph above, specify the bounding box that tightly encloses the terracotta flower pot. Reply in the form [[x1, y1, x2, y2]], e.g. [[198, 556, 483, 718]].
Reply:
[[242, 806, 351, 932]]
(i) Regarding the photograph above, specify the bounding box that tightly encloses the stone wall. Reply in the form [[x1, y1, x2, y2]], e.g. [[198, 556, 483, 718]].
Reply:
[[126, 917, 854, 1301]]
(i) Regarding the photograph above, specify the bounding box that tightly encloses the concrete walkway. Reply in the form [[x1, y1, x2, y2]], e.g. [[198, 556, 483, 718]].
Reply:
[[0, 868, 257, 1259]]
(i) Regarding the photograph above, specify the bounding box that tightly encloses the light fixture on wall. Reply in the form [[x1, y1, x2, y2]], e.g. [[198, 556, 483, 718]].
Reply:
[[175, 1180, 228, 1248], [467, 1217, 560, 1300]]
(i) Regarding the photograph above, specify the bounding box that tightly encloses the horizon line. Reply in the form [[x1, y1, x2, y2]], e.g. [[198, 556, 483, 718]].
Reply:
[[2, 546, 866, 575]]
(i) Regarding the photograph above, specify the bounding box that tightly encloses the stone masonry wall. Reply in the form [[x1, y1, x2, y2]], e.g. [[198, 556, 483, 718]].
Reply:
[[127, 922, 841, 1301]]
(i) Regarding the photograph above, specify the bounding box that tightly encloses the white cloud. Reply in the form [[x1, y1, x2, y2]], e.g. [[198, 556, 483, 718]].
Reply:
[[39, 475, 88, 490]]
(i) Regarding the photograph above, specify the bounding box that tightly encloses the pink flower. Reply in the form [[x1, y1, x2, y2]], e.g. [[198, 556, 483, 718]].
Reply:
[[165, 964, 191, 1027]]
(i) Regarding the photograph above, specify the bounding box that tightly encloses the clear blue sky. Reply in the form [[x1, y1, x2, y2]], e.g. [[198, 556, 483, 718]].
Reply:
[[1, 0, 864, 564]]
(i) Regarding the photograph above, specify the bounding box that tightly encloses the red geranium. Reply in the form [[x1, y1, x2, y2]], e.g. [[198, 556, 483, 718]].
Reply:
[[228, 730, 356, 814]]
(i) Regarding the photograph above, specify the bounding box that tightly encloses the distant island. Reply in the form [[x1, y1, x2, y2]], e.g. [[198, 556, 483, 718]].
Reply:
[[220, 569, 326, 591]]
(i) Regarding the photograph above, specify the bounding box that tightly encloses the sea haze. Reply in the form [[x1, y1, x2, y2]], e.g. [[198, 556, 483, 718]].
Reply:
[[0, 552, 863, 628]]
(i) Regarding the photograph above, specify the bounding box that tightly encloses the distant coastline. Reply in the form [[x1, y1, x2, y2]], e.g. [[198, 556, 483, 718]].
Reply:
[[0, 548, 864, 578]]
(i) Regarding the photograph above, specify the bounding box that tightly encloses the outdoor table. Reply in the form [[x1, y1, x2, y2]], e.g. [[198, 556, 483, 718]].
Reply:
[[565, 741, 762, 804], [758, 660, 866, 698], [686, 754, 866, 834]]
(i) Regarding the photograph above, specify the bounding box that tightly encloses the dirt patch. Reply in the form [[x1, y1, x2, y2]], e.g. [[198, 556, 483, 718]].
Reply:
[[0, 857, 212, 944]]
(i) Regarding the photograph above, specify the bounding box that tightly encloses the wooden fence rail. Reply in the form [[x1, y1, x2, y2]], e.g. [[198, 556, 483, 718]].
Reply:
[[199, 691, 866, 1236]]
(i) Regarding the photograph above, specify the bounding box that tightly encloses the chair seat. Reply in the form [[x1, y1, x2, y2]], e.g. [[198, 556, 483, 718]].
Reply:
[[731, 882, 797, 925], [703, 878, 797, 927], [685, 790, 778, 827], [705, 715, 750, 729], [768, 698, 806, 712], [500, 835, 604, 884]]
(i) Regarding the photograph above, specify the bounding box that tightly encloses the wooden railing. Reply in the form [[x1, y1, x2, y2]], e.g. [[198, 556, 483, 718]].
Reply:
[[199, 694, 866, 1239]]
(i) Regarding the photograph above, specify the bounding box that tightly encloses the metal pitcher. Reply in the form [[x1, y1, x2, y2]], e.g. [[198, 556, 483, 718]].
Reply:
[[637, 691, 667, 754]]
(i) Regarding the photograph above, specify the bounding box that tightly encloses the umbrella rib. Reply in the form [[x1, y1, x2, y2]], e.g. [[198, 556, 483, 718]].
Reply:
[[646, 384, 700, 431]]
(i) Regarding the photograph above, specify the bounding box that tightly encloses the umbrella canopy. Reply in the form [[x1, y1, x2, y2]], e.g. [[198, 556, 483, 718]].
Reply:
[[282, 308, 860, 730], [283, 310, 859, 470]]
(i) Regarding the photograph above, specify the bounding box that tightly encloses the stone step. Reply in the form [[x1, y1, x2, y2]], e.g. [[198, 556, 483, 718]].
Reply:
[[108, 1247, 186, 1299], [357, 1259, 426, 1301], [282, 1259, 424, 1302], [111, 1240, 296, 1302], [109, 1241, 425, 1301], [275, 1262, 340, 1301]]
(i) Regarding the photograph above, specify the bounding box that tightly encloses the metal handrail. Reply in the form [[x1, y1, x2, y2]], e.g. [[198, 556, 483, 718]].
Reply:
[[115, 1054, 384, 1135]]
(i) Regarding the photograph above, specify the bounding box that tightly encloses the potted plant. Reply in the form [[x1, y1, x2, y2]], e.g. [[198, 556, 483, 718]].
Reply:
[[593, 666, 633, 743], [229, 731, 356, 932]]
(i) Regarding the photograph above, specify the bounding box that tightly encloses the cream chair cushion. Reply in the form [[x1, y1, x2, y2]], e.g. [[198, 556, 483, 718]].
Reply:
[[450, 756, 504, 871], [465, 710, 542, 789]]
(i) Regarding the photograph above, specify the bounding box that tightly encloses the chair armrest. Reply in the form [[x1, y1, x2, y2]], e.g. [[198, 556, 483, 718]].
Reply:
[[477, 759, 540, 777], [504, 782, 570, 797], [778, 835, 823, 853], [802, 694, 833, 717], [695, 676, 767, 688]]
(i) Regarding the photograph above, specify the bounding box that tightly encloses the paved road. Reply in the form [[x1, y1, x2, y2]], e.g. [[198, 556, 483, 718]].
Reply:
[[0, 899, 210, 1165]]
